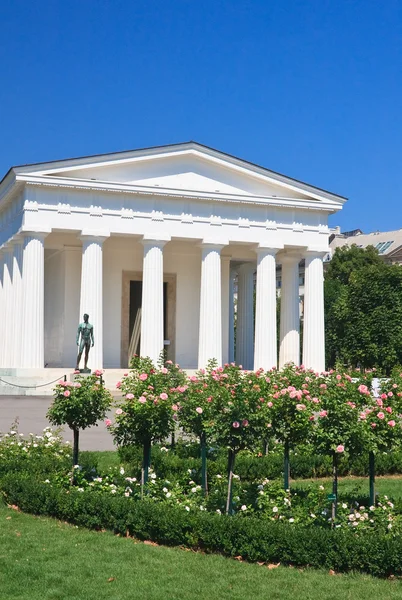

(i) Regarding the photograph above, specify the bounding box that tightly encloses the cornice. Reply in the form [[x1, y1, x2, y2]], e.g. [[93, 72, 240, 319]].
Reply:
[[18, 175, 340, 213]]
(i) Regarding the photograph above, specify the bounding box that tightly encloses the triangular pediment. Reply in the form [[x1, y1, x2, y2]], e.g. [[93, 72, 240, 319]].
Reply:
[[8, 142, 346, 208]]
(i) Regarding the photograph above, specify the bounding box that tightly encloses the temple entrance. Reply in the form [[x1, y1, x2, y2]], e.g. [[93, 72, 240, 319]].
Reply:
[[121, 271, 176, 367]]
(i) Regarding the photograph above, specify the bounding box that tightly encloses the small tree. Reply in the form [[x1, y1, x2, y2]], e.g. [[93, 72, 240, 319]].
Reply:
[[111, 356, 185, 495], [179, 360, 222, 495], [48, 372, 112, 471], [314, 372, 366, 515], [269, 364, 318, 490], [208, 364, 270, 514]]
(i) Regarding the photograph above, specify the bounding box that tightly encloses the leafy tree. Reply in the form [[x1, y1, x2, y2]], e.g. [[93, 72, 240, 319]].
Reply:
[[325, 245, 402, 373], [326, 244, 383, 285], [48, 373, 112, 470]]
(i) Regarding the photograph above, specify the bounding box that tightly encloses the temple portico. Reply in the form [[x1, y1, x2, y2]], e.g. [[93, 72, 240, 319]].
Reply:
[[0, 142, 345, 379]]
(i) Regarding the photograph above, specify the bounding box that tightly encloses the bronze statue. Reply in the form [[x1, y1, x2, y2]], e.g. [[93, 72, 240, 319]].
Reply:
[[75, 314, 94, 372]]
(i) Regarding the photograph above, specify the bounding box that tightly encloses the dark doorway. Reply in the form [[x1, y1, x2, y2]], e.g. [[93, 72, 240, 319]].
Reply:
[[129, 281, 168, 356]]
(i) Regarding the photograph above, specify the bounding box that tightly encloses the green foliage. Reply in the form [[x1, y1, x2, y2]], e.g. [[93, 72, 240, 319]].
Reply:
[[0, 426, 71, 478], [111, 357, 186, 446], [48, 374, 112, 431], [3, 473, 402, 577], [325, 245, 402, 372], [326, 244, 383, 285]]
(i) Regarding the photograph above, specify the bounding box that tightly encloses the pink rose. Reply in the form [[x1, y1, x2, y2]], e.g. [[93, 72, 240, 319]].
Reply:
[[172, 404, 178, 411], [126, 393, 134, 400], [63, 390, 70, 397], [388, 420, 396, 427], [359, 412, 367, 420], [123, 372, 128, 376], [312, 397, 320, 404], [138, 396, 147, 404], [139, 373, 148, 381], [207, 397, 212, 403], [386, 406, 392, 414], [196, 407, 203, 414], [74, 382, 81, 388], [232, 421, 240, 428], [190, 376, 198, 382], [115, 408, 123, 415], [336, 445, 344, 453], [393, 384, 398, 388], [377, 412, 385, 420], [336, 374, 342, 380], [160, 393, 168, 400], [161, 368, 168, 374], [104, 419, 112, 427], [376, 398, 383, 407], [381, 393, 387, 400], [371, 423, 377, 428], [388, 391, 393, 398], [166, 360, 173, 364], [74, 370, 80, 374], [116, 381, 121, 389], [358, 384, 369, 394], [242, 419, 249, 426], [319, 410, 327, 418], [267, 401, 273, 408], [320, 384, 327, 390], [296, 404, 306, 411], [94, 369, 103, 376]]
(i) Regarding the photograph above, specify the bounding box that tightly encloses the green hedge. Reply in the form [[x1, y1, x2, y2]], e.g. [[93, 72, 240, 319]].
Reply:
[[2, 473, 402, 578], [116, 444, 402, 482]]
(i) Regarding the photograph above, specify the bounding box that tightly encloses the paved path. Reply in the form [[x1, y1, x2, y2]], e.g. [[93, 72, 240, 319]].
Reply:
[[0, 396, 115, 451]]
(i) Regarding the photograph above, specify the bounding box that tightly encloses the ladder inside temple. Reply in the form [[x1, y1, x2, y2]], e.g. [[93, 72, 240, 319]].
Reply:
[[128, 308, 141, 366]]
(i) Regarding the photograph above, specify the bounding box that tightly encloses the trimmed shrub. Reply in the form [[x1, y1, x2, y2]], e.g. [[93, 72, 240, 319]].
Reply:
[[2, 473, 402, 578]]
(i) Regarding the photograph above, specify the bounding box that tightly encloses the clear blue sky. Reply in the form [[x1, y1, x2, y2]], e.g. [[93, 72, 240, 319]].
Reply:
[[1, 0, 401, 233]]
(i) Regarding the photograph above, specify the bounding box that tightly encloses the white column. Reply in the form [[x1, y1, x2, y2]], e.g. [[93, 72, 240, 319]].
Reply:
[[236, 263, 255, 370], [140, 235, 170, 365], [221, 257, 231, 366], [198, 242, 225, 368], [229, 268, 236, 364], [254, 247, 279, 371], [2, 245, 14, 368], [0, 251, 4, 367], [279, 255, 301, 368], [21, 233, 47, 368], [79, 234, 109, 369], [302, 251, 326, 373], [11, 238, 24, 368]]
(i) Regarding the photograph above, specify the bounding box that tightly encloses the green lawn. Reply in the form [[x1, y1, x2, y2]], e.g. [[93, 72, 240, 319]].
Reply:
[[1, 502, 402, 600]]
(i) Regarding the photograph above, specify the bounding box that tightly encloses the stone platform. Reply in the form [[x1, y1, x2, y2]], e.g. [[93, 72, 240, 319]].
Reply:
[[0, 369, 128, 396]]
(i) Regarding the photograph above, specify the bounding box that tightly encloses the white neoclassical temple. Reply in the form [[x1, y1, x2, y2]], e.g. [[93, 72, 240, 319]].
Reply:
[[0, 142, 345, 379]]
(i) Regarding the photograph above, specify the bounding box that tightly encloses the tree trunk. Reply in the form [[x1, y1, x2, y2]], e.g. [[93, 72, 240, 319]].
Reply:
[[284, 440, 290, 490], [201, 433, 208, 496], [141, 439, 151, 498], [332, 451, 338, 522], [369, 451, 375, 506], [226, 449, 236, 515]]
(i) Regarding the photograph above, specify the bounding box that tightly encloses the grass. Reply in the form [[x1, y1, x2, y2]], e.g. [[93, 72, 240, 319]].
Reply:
[[1, 501, 402, 600], [293, 475, 402, 501]]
